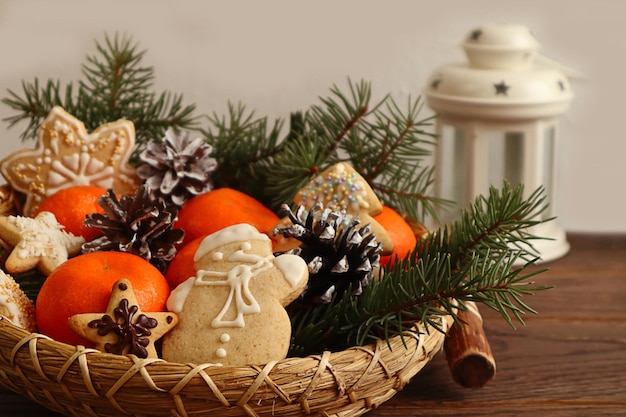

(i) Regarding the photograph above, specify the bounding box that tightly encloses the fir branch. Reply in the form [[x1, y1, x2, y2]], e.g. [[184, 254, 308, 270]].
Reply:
[[372, 161, 438, 220], [2, 79, 78, 140], [263, 79, 440, 215], [81, 34, 153, 116], [202, 102, 284, 204], [259, 80, 376, 210], [289, 182, 552, 356], [264, 136, 329, 209], [344, 95, 434, 176], [200, 79, 438, 215], [345, 96, 440, 220], [2, 33, 200, 159], [440, 182, 551, 266], [307, 80, 374, 157]]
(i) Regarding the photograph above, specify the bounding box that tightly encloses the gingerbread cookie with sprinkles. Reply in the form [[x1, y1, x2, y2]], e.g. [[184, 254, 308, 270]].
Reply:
[[0, 106, 139, 216], [278, 162, 393, 254], [0, 270, 36, 332]]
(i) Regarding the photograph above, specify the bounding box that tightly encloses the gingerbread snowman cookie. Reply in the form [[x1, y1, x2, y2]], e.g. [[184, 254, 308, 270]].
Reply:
[[162, 223, 308, 366]]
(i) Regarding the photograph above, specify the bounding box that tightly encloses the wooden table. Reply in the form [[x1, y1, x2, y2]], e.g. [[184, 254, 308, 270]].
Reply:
[[2, 233, 625, 416]]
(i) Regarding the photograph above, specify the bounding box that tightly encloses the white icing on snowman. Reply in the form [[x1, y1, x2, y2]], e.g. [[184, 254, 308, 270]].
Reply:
[[169, 224, 307, 331], [167, 225, 277, 319], [167, 276, 196, 313], [163, 223, 309, 366], [274, 254, 309, 288], [196, 241, 272, 328], [216, 333, 232, 358]]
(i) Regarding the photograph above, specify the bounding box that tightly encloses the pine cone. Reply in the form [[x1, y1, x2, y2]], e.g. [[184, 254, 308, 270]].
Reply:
[[137, 128, 217, 208], [274, 203, 382, 307], [82, 186, 184, 273]]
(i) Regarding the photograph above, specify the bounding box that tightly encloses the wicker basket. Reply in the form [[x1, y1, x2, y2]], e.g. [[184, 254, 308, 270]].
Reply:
[[0, 182, 455, 416], [0, 314, 451, 417]]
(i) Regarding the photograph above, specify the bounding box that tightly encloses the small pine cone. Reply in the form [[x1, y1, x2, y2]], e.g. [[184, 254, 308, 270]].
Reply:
[[274, 203, 382, 306], [137, 128, 217, 208], [82, 186, 184, 273]]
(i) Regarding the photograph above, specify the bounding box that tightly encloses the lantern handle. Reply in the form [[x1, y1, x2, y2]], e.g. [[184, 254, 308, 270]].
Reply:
[[535, 53, 586, 81]]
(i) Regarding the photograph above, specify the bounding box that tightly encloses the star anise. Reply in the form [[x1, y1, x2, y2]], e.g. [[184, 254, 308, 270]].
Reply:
[[88, 298, 158, 358]]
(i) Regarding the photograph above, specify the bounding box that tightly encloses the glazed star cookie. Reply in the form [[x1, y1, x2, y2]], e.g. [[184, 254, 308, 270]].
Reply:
[[0, 211, 84, 275], [68, 278, 178, 359], [0, 270, 36, 332], [276, 162, 393, 254], [162, 223, 308, 366], [0, 106, 139, 216]]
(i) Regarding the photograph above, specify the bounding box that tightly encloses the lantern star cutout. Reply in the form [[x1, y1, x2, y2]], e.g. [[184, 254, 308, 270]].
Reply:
[[0, 106, 139, 216], [68, 279, 178, 359], [469, 29, 483, 41], [494, 81, 511, 96], [0, 211, 85, 275]]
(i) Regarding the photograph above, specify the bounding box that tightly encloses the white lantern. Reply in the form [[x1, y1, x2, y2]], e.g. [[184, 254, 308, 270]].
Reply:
[[424, 24, 574, 262]]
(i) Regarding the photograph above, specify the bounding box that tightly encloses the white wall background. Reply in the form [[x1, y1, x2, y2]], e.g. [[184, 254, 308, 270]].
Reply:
[[0, 0, 623, 233]]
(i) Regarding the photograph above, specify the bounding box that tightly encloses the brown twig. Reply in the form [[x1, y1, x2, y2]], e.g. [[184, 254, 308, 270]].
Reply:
[[444, 301, 496, 388]]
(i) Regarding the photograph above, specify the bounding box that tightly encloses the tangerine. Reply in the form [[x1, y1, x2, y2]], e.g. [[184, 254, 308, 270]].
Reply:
[[35, 251, 170, 346], [374, 206, 419, 267], [165, 235, 203, 289], [174, 188, 280, 247], [34, 185, 107, 241]]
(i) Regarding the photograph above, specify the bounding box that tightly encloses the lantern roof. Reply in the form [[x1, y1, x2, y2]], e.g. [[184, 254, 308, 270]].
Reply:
[[424, 24, 574, 120]]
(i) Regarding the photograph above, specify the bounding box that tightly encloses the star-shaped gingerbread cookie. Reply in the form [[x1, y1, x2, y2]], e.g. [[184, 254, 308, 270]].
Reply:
[[0, 106, 139, 216], [68, 278, 178, 359], [0, 211, 85, 275]]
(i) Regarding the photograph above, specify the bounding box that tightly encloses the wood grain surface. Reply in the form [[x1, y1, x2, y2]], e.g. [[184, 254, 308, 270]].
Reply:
[[2, 233, 625, 416]]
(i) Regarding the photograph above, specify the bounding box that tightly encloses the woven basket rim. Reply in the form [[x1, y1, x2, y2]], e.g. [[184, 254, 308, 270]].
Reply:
[[0, 183, 445, 416], [0, 314, 450, 417]]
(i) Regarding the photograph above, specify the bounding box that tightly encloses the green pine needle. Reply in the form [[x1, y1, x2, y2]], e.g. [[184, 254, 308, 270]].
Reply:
[[201, 102, 284, 204], [2, 33, 200, 160], [0, 34, 553, 359], [202, 78, 440, 217], [288, 181, 552, 357]]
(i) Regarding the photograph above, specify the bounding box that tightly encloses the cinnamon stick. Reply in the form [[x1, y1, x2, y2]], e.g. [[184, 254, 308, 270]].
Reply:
[[444, 301, 496, 388]]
